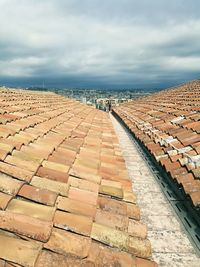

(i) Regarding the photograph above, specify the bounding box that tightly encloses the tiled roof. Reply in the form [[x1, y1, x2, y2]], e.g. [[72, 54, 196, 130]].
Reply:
[[113, 80, 200, 210], [0, 88, 157, 267]]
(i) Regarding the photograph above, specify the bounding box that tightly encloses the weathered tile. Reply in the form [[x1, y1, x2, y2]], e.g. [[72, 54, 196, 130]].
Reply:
[[99, 184, 123, 199], [5, 155, 40, 172], [136, 257, 158, 267], [76, 157, 100, 170], [0, 259, 5, 267], [0, 162, 34, 182], [30, 176, 69, 196], [123, 190, 137, 204], [18, 184, 57, 206], [0, 173, 23, 195], [68, 176, 99, 192], [7, 198, 55, 221], [91, 222, 129, 250], [69, 166, 101, 184], [127, 203, 140, 220], [57, 196, 96, 218], [35, 250, 93, 267], [101, 179, 122, 189], [0, 211, 52, 242], [0, 192, 12, 210], [12, 150, 43, 164], [89, 242, 136, 267], [95, 209, 128, 231], [0, 234, 42, 267], [0, 143, 14, 153], [0, 149, 8, 161], [36, 166, 68, 183], [97, 196, 127, 216], [54, 210, 93, 236], [42, 160, 69, 173], [44, 228, 91, 258], [68, 187, 98, 205], [128, 219, 147, 239], [128, 236, 152, 258]]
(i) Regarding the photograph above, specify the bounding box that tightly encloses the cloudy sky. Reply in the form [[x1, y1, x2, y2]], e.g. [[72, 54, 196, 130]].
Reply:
[[0, 0, 200, 89]]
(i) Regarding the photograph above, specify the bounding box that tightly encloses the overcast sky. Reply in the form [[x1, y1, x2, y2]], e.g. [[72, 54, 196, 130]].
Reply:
[[0, 0, 200, 89]]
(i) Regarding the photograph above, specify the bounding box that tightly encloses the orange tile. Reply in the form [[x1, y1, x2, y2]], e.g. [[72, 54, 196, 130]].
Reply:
[[128, 236, 152, 258], [69, 165, 101, 184], [0, 234, 42, 266], [44, 228, 91, 258], [0, 192, 12, 210], [95, 209, 128, 231], [99, 184, 123, 199], [54, 210, 93, 236], [68, 176, 99, 193], [91, 222, 128, 250], [136, 257, 158, 267], [68, 187, 98, 206], [18, 184, 57, 206], [31, 176, 69, 196], [0, 173, 23, 195], [35, 250, 93, 267], [7, 198, 55, 222], [88, 242, 135, 267], [5, 155, 40, 173], [36, 166, 68, 183], [0, 211, 52, 242], [0, 161, 34, 182], [57, 196, 96, 218], [128, 219, 147, 239], [97, 196, 127, 216], [42, 160, 70, 173]]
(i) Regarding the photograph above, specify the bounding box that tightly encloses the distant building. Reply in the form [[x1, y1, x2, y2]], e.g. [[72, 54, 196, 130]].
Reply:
[[95, 98, 130, 111]]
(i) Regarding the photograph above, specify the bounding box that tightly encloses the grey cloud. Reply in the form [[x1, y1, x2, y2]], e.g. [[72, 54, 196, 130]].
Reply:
[[0, 0, 200, 88]]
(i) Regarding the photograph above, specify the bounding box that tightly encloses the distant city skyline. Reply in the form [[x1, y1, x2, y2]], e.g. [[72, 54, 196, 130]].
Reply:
[[0, 0, 200, 89]]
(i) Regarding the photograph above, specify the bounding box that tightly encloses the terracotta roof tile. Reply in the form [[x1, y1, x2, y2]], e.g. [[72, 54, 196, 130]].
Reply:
[[114, 79, 200, 211], [136, 257, 158, 267], [35, 250, 93, 267], [0, 234, 42, 267], [30, 176, 69, 196], [7, 198, 55, 222], [0, 162, 34, 182], [68, 176, 99, 193], [5, 155, 40, 172], [18, 184, 57, 206], [44, 228, 91, 258], [91, 222, 129, 251], [0, 173, 23, 195], [0, 88, 156, 266], [36, 166, 68, 183], [68, 186, 98, 205], [0, 211, 52, 242], [0, 192, 12, 210], [95, 209, 128, 231], [54, 210, 93, 236], [88, 241, 136, 267], [41, 160, 70, 173], [69, 165, 101, 183], [0, 149, 9, 161], [123, 190, 137, 204], [128, 219, 147, 239], [128, 236, 152, 258]]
